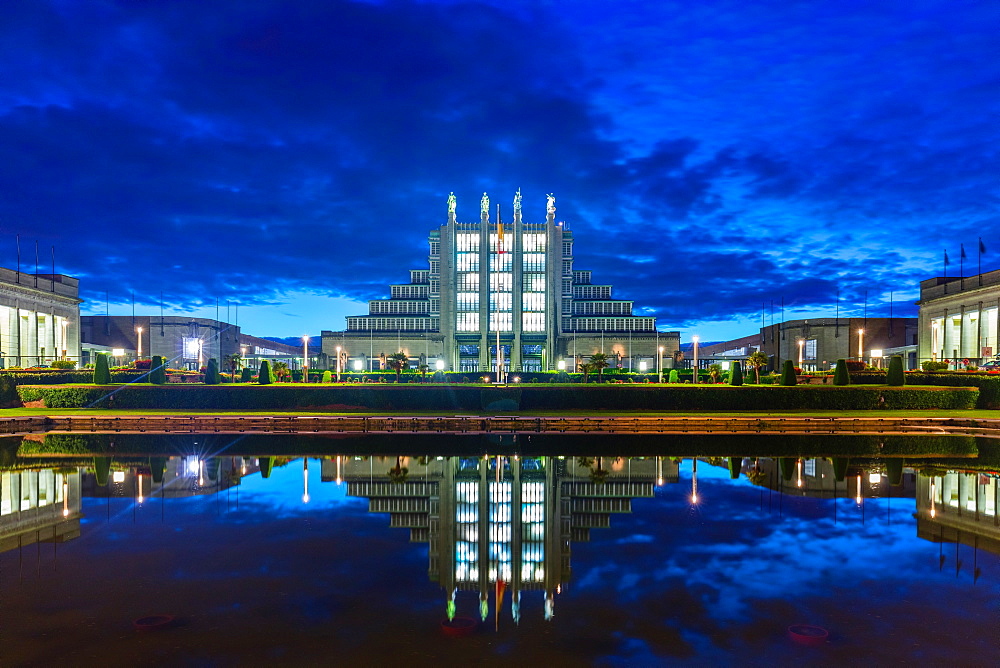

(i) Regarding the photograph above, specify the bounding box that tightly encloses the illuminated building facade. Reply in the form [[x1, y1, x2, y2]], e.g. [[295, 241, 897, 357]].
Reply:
[[917, 269, 1000, 367], [322, 193, 680, 373], [326, 454, 661, 621], [0, 267, 81, 367]]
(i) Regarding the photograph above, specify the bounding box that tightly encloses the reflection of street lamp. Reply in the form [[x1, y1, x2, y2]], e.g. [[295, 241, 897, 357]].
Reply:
[[302, 336, 309, 382], [691, 458, 699, 504], [691, 336, 699, 384], [302, 458, 310, 504], [335, 345, 342, 382]]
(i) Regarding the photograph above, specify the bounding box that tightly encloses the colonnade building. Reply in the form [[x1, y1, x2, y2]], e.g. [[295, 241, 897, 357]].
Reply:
[[917, 269, 1000, 365], [0, 267, 81, 367], [321, 192, 679, 372]]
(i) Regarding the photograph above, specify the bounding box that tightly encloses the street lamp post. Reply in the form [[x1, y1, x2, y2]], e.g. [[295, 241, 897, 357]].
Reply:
[[797, 338, 804, 369], [692, 336, 699, 384], [335, 345, 342, 382], [931, 321, 939, 361], [658, 346, 664, 383], [62, 320, 69, 360], [857, 329, 865, 361], [302, 336, 309, 382], [136, 326, 143, 360]]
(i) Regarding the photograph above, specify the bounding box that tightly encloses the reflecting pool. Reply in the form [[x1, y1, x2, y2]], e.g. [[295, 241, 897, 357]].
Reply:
[[3, 434, 1000, 664]]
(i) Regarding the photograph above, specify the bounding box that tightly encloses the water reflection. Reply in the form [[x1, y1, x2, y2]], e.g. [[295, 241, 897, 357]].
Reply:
[[3, 433, 1000, 663]]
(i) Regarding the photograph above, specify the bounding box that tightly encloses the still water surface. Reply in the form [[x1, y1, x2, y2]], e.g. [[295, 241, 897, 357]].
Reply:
[[3, 435, 1000, 665]]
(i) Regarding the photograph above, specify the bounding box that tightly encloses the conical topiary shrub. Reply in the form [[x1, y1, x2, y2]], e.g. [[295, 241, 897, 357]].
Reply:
[[258, 360, 272, 385], [887, 355, 905, 386], [729, 361, 744, 386], [240, 368, 252, 383], [93, 353, 112, 384], [94, 457, 112, 486], [150, 355, 167, 384], [833, 359, 851, 386], [833, 457, 850, 482], [780, 359, 797, 386], [258, 457, 274, 478], [728, 457, 742, 479], [886, 458, 904, 486], [205, 358, 220, 385]]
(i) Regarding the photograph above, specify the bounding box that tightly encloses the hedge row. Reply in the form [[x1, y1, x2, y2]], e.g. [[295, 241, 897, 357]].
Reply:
[[848, 371, 1000, 408], [15, 384, 979, 411], [7, 432, 978, 460]]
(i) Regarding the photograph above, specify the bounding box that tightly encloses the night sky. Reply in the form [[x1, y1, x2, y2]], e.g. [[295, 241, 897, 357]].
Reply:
[[3, 1, 998, 340]]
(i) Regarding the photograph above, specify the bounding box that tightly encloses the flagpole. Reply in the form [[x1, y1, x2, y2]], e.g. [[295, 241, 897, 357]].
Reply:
[[979, 237, 984, 286], [961, 243, 966, 290]]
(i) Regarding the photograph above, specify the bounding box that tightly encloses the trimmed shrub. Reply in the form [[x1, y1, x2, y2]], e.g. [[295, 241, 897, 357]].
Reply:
[[886, 458, 904, 486], [729, 361, 744, 386], [887, 355, 905, 386], [150, 356, 167, 385], [833, 458, 850, 482], [780, 457, 795, 481], [728, 457, 741, 479], [93, 354, 112, 384], [50, 360, 77, 370], [93, 457, 112, 486], [322, 370, 332, 383], [668, 369, 679, 383], [780, 360, 797, 386], [258, 360, 272, 385], [833, 359, 851, 386], [240, 368, 253, 383], [259, 457, 274, 478], [205, 359, 221, 385]]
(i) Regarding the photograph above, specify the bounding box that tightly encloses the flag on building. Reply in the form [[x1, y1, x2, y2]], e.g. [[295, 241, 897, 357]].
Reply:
[[498, 221, 505, 254]]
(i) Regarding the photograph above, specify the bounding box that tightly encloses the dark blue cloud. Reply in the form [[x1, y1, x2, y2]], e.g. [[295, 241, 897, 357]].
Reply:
[[1, 0, 997, 337]]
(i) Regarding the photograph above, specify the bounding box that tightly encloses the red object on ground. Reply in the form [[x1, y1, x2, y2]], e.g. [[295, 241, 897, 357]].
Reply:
[[441, 616, 478, 637], [787, 624, 829, 647], [133, 615, 176, 631]]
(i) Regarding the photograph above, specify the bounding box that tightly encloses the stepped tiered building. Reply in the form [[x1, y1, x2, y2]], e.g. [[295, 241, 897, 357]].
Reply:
[[322, 454, 674, 621], [321, 192, 679, 373]]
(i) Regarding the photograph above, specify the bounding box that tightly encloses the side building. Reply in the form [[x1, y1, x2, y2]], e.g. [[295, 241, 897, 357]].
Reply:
[[80, 315, 308, 370], [0, 267, 81, 367], [322, 192, 679, 372], [917, 270, 1000, 366]]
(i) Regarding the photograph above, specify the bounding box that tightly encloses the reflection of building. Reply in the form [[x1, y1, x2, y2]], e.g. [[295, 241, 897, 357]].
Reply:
[[0, 266, 82, 367], [81, 456, 257, 498], [324, 455, 660, 620], [0, 466, 82, 553], [321, 192, 680, 373], [752, 458, 916, 499], [915, 471, 1000, 554]]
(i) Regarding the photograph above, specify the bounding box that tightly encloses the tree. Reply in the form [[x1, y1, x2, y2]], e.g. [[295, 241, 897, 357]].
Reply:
[[589, 353, 609, 382], [150, 355, 167, 385], [418, 363, 430, 382], [257, 360, 272, 385], [887, 355, 905, 386], [668, 369, 679, 383], [833, 358, 851, 386], [579, 361, 594, 384], [780, 359, 797, 386], [386, 352, 409, 382], [708, 363, 723, 384], [205, 358, 220, 385], [388, 456, 409, 484], [271, 361, 290, 382], [746, 351, 769, 384], [729, 360, 744, 386], [322, 370, 332, 383], [225, 352, 242, 381], [93, 353, 112, 384]]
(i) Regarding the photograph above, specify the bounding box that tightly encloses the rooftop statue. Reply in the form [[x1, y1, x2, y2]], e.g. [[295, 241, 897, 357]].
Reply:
[[447, 192, 456, 216], [513, 188, 522, 215], [481, 192, 489, 216], [547, 193, 556, 216]]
